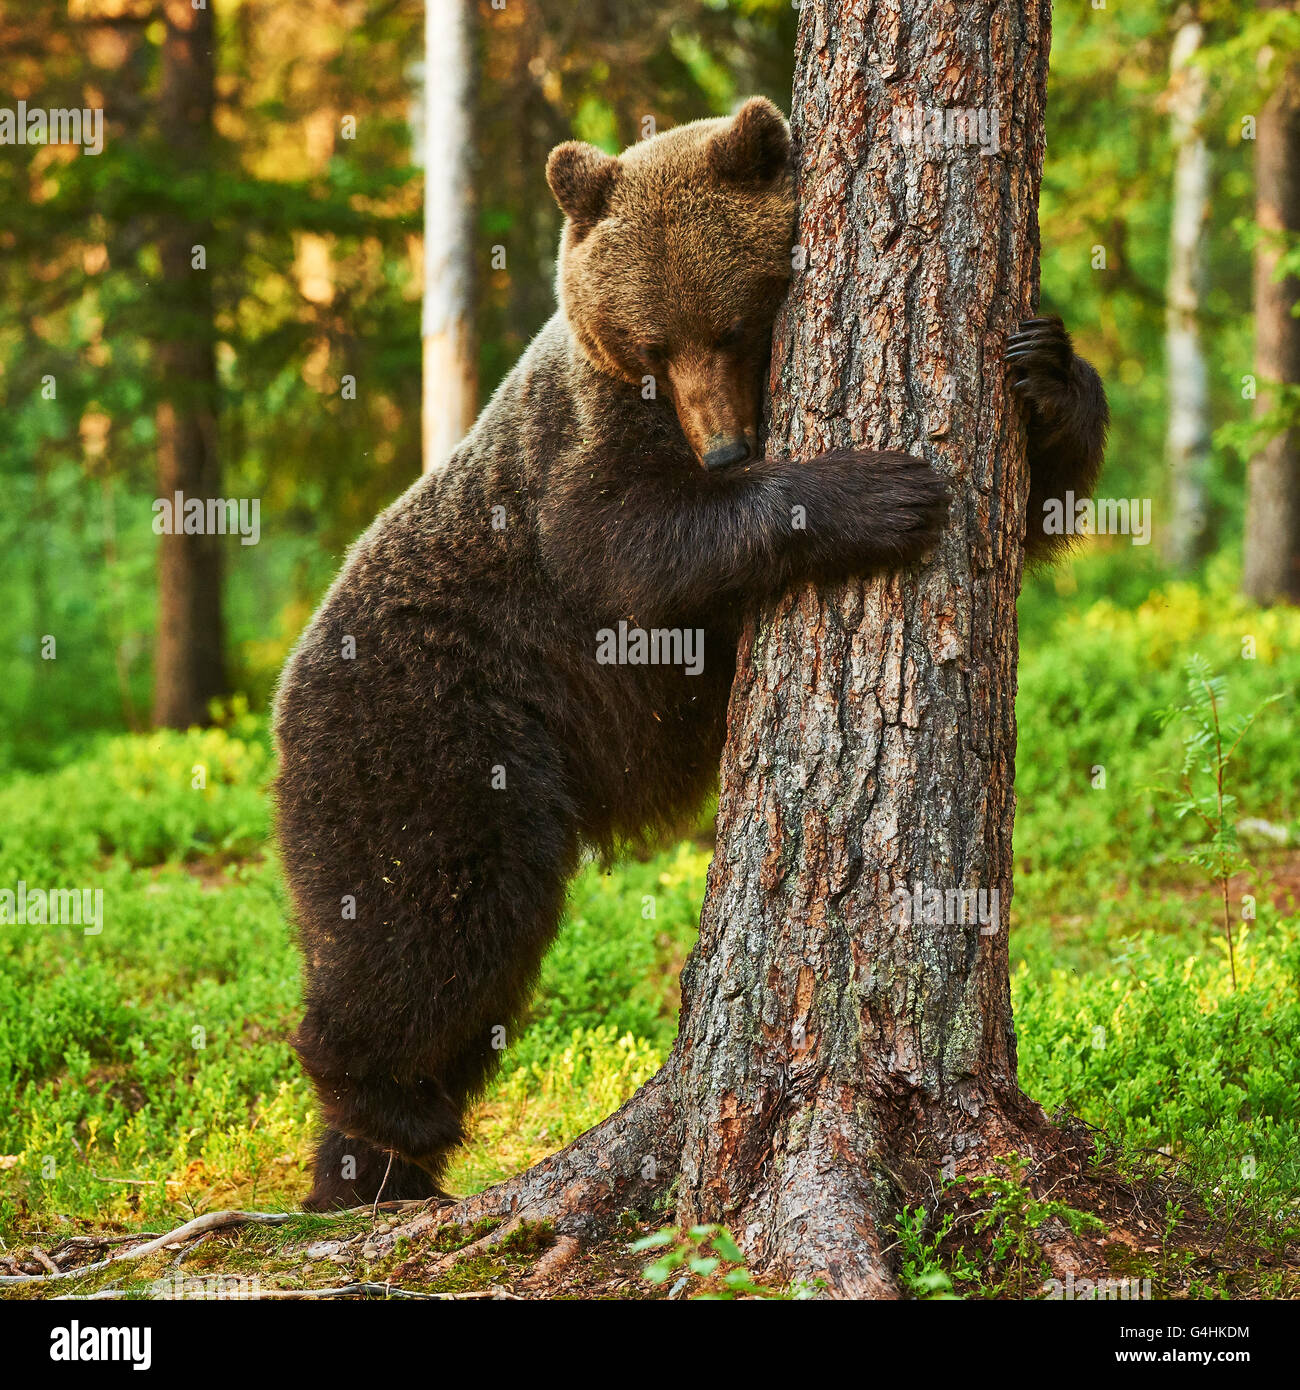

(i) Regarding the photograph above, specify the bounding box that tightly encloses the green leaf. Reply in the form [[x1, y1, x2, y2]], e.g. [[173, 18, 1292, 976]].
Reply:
[[711, 1230, 745, 1263]]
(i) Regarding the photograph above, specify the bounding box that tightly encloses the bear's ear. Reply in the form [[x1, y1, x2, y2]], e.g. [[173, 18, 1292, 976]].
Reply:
[[707, 97, 791, 185], [546, 141, 619, 231]]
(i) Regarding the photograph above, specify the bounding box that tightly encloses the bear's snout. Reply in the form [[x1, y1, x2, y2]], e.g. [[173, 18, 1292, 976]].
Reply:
[[667, 353, 761, 468], [703, 438, 753, 471]]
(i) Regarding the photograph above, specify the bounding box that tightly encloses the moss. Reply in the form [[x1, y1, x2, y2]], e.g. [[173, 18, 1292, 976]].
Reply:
[[426, 1255, 509, 1294], [497, 1219, 554, 1257], [1103, 1241, 1156, 1278], [429, 1216, 500, 1253]]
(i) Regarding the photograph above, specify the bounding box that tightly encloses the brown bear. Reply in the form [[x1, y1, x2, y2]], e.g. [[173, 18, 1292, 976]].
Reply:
[[273, 97, 1106, 1210]]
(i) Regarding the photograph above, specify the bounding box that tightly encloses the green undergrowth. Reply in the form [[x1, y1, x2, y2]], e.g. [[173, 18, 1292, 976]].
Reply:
[[1, 558, 1297, 1296]]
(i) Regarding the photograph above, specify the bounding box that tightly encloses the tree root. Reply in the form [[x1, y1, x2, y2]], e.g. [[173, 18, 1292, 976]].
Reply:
[[382, 1068, 681, 1266], [3, 1084, 1143, 1300], [518, 1235, 580, 1287], [362, 1069, 1129, 1301]]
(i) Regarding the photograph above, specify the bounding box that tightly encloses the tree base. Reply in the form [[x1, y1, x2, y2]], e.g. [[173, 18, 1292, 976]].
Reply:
[[372, 1069, 1127, 1299]]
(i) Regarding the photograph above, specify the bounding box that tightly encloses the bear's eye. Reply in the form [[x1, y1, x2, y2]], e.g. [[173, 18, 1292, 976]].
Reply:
[[637, 341, 668, 365], [716, 322, 746, 349]]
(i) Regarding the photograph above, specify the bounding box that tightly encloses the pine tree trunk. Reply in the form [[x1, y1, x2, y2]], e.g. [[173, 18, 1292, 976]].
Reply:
[[152, 0, 225, 729], [1243, 4, 1300, 605], [672, 0, 1053, 1295], [391, 0, 1083, 1298], [421, 0, 478, 472], [1164, 15, 1213, 572]]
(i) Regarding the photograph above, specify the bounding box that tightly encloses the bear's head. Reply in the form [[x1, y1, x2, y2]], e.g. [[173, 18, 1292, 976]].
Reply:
[[547, 97, 794, 471]]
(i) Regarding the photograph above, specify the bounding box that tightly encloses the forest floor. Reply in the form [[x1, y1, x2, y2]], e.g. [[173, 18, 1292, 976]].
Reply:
[[3, 561, 1300, 1299], [4, 1144, 1298, 1301]]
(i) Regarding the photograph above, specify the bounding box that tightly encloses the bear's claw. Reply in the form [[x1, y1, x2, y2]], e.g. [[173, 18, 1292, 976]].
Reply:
[[1006, 314, 1072, 386]]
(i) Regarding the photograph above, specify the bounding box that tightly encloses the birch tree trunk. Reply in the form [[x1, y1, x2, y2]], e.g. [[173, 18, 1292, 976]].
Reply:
[[392, 0, 1080, 1299], [1243, 4, 1300, 604], [1164, 14, 1213, 572], [421, 0, 478, 472], [152, 0, 225, 729]]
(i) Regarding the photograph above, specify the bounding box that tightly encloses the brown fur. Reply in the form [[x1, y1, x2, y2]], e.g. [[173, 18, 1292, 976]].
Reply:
[[549, 101, 793, 466], [273, 99, 1106, 1209]]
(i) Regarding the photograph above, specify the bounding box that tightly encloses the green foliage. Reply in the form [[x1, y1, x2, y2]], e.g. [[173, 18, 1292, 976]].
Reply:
[[896, 1160, 1105, 1301], [962, 1157, 1107, 1300], [1015, 915, 1300, 1259], [892, 1205, 978, 1300], [1154, 655, 1283, 985], [895, 1159, 1106, 1301], [0, 707, 271, 874], [1, 3, 424, 762], [634, 1223, 810, 1299], [1013, 558, 1300, 968], [1215, 381, 1300, 467], [526, 844, 706, 1061]]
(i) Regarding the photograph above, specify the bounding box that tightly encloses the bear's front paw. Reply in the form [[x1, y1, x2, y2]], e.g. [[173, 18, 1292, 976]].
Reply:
[[868, 452, 950, 559], [1006, 315, 1076, 414]]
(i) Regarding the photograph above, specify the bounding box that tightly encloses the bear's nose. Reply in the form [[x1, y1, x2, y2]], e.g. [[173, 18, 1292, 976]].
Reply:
[[703, 438, 752, 471]]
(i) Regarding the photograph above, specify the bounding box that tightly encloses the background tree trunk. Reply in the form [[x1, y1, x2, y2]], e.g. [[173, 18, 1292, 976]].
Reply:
[[1243, 2, 1300, 605], [421, 0, 478, 472], [1164, 12, 1214, 572], [152, 0, 225, 729]]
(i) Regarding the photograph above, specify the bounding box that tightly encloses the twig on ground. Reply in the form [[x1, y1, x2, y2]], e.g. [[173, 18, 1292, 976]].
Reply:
[[170, 1232, 211, 1269], [51, 1233, 163, 1254], [372, 1149, 396, 1222], [90, 1173, 183, 1187], [57, 1283, 521, 1301], [0, 1210, 294, 1287]]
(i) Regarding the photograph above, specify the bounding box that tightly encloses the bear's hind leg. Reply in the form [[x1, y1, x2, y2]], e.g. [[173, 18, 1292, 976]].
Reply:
[[293, 832, 576, 1206], [283, 711, 580, 1212], [295, 1019, 473, 1192], [304, 1127, 446, 1211]]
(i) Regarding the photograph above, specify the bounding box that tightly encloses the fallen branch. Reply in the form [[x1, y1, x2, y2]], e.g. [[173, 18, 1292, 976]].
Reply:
[[57, 1284, 520, 1301], [51, 1233, 163, 1253], [0, 1210, 293, 1287]]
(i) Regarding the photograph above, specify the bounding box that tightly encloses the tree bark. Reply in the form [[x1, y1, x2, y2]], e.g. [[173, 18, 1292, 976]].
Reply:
[[421, 0, 478, 472], [152, 0, 225, 729], [388, 0, 1083, 1298], [1164, 13, 1213, 571], [1243, 3, 1300, 605], [673, 0, 1054, 1296]]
